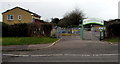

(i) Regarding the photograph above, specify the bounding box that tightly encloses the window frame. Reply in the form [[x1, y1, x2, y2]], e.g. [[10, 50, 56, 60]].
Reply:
[[7, 15, 14, 20], [18, 15, 22, 20]]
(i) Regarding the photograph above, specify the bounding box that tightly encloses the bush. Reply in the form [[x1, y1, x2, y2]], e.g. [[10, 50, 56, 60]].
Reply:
[[2, 22, 53, 37], [29, 23, 52, 37], [2, 23, 10, 37], [2, 23, 29, 37], [106, 23, 120, 38]]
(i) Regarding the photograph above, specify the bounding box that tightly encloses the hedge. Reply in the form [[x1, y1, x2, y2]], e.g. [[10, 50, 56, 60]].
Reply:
[[2, 22, 53, 37], [106, 23, 120, 38]]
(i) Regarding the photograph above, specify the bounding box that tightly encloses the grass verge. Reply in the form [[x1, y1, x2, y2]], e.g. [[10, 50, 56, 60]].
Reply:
[[2, 37, 58, 46], [105, 38, 120, 43]]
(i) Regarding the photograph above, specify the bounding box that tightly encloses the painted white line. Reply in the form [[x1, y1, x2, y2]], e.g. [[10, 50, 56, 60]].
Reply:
[[3, 54, 14, 56], [52, 54, 63, 56], [31, 55, 51, 57], [64, 54, 91, 56], [98, 54, 119, 56], [15, 55, 29, 57], [3, 54, 29, 57], [3, 54, 119, 57]]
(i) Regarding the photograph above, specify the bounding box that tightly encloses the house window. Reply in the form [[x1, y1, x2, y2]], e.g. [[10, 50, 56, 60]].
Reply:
[[7, 15, 14, 20], [18, 15, 22, 20]]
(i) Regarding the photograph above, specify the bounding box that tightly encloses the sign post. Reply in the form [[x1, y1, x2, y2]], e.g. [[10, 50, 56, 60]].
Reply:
[[82, 18, 104, 40], [82, 19, 84, 40]]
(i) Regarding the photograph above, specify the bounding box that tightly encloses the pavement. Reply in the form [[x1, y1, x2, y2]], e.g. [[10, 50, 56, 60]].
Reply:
[[2, 35, 119, 62], [2, 38, 61, 51]]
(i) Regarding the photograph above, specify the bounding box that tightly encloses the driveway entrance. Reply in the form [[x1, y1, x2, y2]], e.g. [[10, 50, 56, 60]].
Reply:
[[59, 27, 81, 40], [59, 27, 101, 41], [84, 28, 100, 40]]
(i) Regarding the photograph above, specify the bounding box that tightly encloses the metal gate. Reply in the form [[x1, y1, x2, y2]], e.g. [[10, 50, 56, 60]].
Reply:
[[83, 25, 105, 41], [54, 25, 105, 41], [84, 27, 100, 40], [57, 27, 81, 40]]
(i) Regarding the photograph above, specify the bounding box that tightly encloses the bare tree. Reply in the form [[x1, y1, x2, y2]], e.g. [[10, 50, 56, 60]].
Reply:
[[58, 8, 85, 27]]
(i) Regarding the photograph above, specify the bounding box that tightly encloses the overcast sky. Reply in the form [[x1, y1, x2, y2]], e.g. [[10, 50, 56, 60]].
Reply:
[[0, 0, 120, 21]]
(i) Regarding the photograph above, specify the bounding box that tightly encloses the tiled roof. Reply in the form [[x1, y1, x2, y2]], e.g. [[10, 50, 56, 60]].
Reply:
[[2, 7, 41, 17]]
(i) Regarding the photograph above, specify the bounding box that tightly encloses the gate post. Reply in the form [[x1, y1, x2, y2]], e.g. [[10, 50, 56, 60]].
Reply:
[[82, 19, 84, 40], [56, 27, 61, 39], [99, 27, 105, 41]]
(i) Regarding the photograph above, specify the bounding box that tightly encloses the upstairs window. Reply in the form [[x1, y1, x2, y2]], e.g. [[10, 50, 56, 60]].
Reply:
[[18, 15, 22, 20], [7, 15, 14, 20]]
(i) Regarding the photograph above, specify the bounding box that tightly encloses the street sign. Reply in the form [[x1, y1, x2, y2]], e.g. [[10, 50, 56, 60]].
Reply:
[[83, 18, 104, 25]]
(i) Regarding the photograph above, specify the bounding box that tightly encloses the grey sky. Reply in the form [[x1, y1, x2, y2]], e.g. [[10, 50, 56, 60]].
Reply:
[[0, 0, 120, 21]]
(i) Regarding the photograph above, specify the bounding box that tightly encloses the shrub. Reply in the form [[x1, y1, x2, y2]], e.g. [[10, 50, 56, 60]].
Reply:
[[29, 23, 52, 37], [2, 22, 53, 37], [106, 23, 120, 38], [2, 23, 29, 37], [2, 23, 10, 37]]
